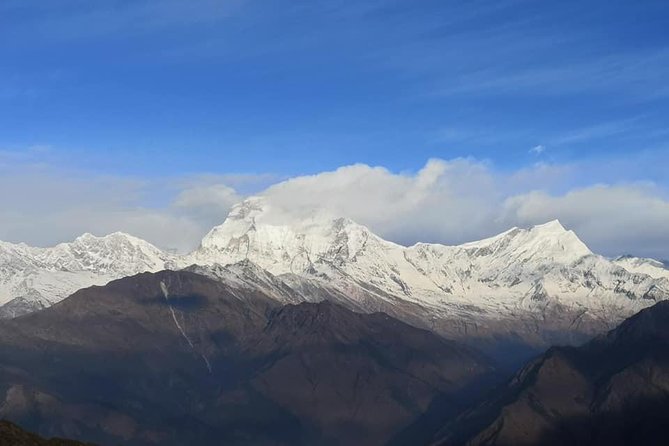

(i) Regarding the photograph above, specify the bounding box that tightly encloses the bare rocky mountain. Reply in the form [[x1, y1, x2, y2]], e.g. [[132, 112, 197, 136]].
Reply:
[[430, 300, 669, 446], [0, 269, 495, 445]]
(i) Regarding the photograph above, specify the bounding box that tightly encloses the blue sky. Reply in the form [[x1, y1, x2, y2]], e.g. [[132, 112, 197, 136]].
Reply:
[[1, 0, 668, 257], [2, 0, 668, 177]]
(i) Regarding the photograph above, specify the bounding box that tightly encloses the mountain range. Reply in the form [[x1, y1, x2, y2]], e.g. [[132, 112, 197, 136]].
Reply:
[[1, 197, 668, 361], [1, 197, 669, 445], [1, 265, 668, 445]]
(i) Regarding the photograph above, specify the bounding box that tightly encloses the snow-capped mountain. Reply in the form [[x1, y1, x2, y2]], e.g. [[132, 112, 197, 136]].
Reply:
[[188, 198, 669, 346], [1, 197, 668, 352], [0, 232, 176, 317], [612, 255, 669, 280]]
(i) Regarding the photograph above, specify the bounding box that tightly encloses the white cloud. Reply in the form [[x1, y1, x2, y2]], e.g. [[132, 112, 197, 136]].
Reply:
[[258, 159, 504, 245], [0, 165, 239, 252], [0, 147, 288, 251], [529, 144, 545, 154], [251, 160, 669, 259], [0, 157, 667, 259], [503, 184, 669, 259], [173, 183, 242, 228]]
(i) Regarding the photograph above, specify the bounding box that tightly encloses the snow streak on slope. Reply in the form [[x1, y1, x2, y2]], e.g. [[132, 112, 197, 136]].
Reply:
[[160, 280, 212, 373]]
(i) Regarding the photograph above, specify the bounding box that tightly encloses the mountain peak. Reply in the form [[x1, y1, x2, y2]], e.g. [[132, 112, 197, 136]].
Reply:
[[612, 255, 669, 280], [226, 196, 266, 221], [526, 220, 592, 259], [531, 219, 566, 233], [198, 197, 377, 256], [74, 231, 149, 244], [459, 219, 591, 261]]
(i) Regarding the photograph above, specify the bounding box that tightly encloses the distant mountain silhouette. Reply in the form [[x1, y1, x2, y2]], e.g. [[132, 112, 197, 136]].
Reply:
[[0, 270, 496, 445], [430, 300, 669, 446]]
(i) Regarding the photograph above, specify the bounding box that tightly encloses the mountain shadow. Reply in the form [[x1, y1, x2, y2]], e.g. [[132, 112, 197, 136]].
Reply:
[[0, 419, 92, 445], [429, 300, 669, 446], [0, 270, 498, 446]]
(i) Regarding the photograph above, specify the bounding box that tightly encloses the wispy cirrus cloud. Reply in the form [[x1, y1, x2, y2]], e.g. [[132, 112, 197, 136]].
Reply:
[[438, 49, 669, 100], [0, 0, 246, 44], [548, 118, 646, 146]]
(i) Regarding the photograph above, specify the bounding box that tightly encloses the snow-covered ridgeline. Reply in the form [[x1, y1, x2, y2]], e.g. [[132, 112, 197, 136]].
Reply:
[[0, 232, 176, 316], [192, 198, 669, 317], [1, 197, 668, 325]]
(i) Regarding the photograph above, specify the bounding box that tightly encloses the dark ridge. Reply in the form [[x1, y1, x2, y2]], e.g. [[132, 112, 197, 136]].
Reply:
[[0, 420, 93, 445], [0, 269, 498, 446], [429, 300, 669, 446]]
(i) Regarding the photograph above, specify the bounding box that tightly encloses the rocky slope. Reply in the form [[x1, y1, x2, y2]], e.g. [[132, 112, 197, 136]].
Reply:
[[0, 269, 494, 446], [430, 300, 669, 446]]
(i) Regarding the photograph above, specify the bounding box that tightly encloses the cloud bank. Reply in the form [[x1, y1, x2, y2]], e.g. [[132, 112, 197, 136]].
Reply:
[[0, 157, 667, 259]]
